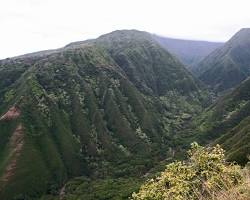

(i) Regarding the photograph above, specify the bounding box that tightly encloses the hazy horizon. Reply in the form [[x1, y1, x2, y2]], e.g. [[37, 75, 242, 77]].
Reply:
[[1, 0, 250, 59]]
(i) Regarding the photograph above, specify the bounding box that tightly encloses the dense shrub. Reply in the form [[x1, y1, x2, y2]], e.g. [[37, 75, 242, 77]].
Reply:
[[132, 143, 245, 200]]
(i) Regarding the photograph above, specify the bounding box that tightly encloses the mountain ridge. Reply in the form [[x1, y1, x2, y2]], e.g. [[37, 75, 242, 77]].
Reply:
[[195, 28, 250, 92]]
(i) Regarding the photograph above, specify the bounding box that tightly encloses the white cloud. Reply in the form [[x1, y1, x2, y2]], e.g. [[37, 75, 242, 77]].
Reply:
[[0, 0, 250, 59]]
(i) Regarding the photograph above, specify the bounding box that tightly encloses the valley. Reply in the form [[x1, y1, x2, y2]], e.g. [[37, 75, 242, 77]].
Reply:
[[0, 29, 249, 200]]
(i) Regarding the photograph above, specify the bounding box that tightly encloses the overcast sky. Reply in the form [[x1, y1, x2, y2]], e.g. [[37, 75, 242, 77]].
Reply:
[[0, 0, 250, 59]]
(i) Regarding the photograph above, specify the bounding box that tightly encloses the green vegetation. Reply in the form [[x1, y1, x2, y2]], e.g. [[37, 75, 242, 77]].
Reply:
[[59, 177, 142, 200]]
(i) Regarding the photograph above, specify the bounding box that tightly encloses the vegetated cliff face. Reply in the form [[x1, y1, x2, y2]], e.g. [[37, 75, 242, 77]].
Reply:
[[196, 28, 250, 93], [193, 77, 250, 165], [0, 30, 206, 199]]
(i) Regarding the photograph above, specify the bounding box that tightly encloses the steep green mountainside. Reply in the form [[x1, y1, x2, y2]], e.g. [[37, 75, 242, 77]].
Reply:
[[0, 30, 205, 199], [192, 77, 250, 165], [195, 28, 250, 92], [153, 35, 223, 70]]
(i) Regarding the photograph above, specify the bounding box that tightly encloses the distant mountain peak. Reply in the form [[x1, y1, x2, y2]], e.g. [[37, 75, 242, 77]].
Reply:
[[237, 28, 250, 34], [97, 29, 153, 43], [60, 30, 152, 51], [227, 28, 250, 45], [99, 29, 147, 36]]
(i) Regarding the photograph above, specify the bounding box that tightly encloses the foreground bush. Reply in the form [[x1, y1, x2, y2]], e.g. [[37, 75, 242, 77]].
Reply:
[[132, 143, 249, 200]]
